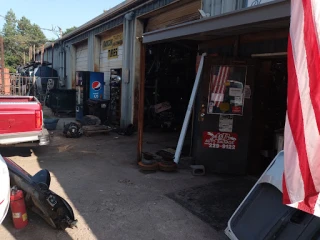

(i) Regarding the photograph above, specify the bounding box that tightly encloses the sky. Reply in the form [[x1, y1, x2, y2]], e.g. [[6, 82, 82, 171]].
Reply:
[[0, 0, 124, 40]]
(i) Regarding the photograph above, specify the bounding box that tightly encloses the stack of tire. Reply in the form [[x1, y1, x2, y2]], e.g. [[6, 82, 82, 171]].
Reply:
[[138, 152, 177, 172]]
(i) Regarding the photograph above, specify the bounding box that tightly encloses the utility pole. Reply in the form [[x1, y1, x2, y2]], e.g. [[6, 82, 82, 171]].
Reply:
[[0, 36, 5, 92], [33, 45, 35, 61]]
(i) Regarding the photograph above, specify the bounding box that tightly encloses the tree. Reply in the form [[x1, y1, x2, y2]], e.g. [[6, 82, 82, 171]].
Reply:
[[16, 16, 47, 58], [2, 9, 19, 72], [1, 9, 47, 72], [63, 26, 77, 36]]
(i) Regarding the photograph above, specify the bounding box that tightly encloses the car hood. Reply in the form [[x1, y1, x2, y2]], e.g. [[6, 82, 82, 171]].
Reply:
[[0, 155, 10, 224]]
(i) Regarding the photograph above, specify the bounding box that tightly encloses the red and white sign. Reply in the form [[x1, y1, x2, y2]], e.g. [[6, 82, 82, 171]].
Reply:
[[232, 106, 242, 114], [202, 132, 238, 150]]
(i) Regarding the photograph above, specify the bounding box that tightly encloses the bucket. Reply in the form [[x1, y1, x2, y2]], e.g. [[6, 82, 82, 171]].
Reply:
[[44, 118, 59, 130]]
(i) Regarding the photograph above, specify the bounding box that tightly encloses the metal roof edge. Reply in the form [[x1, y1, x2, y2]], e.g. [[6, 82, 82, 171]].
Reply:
[[42, 0, 140, 49], [142, 0, 290, 43]]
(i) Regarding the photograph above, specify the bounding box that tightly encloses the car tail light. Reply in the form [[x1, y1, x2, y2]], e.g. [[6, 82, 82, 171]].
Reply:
[[35, 110, 42, 129]]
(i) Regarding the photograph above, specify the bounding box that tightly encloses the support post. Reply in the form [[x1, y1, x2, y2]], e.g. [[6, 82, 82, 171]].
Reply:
[[137, 42, 146, 163]]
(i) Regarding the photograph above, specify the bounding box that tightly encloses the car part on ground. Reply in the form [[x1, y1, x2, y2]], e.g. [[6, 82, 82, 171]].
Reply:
[[3, 155, 77, 230], [63, 122, 83, 138]]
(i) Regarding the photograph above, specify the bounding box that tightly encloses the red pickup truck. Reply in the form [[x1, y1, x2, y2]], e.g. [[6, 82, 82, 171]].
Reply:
[[0, 96, 50, 146]]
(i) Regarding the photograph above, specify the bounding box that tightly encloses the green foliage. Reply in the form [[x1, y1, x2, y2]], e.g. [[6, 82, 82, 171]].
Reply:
[[1, 9, 47, 72], [63, 26, 77, 36]]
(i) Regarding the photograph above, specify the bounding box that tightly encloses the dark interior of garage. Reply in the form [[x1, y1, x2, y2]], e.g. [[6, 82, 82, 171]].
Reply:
[[142, 42, 197, 158], [248, 57, 287, 176]]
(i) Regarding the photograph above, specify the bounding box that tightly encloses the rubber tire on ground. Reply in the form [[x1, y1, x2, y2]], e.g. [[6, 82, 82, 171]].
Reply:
[[159, 161, 177, 172], [138, 161, 159, 171], [141, 157, 157, 165]]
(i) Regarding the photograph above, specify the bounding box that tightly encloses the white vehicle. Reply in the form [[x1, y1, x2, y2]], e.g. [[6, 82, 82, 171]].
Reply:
[[0, 155, 10, 224], [225, 151, 320, 240]]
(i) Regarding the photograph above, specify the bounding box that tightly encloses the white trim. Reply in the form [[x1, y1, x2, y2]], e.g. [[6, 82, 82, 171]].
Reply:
[[0, 135, 39, 145]]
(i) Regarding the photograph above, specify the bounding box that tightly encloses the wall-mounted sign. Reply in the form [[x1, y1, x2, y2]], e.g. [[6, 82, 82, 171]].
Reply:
[[219, 115, 233, 132], [207, 65, 247, 116], [102, 33, 123, 51], [202, 132, 238, 150], [108, 48, 118, 59]]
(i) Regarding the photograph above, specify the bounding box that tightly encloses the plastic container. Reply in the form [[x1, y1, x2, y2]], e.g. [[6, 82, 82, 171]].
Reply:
[[44, 118, 59, 130]]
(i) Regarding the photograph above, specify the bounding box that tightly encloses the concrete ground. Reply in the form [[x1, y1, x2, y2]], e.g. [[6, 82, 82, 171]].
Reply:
[[0, 130, 228, 240]]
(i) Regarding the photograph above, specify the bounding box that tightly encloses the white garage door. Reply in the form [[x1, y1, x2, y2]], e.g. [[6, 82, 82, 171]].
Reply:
[[76, 42, 88, 71], [100, 34, 123, 100]]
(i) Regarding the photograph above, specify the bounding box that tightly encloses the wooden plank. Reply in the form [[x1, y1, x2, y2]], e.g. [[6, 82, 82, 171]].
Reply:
[[139, 0, 198, 19], [239, 29, 288, 43], [82, 125, 111, 131], [198, 28, 289, 51], [145, 0, 201, 32], [83, 125, 112, 136], [199, 36, 237, 50]]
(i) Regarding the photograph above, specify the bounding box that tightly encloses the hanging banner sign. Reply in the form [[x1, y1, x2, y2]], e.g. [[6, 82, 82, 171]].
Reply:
[[202, 132, 238, 150], [102, 33, 123, 50]]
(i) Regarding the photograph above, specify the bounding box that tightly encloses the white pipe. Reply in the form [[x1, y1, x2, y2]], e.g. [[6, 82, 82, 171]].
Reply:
[[174, 52, 207, 164]]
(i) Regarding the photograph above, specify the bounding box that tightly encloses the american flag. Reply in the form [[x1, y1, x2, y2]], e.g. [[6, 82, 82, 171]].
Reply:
[[210, 66, 230, 107], [283, 0, 320, 215]]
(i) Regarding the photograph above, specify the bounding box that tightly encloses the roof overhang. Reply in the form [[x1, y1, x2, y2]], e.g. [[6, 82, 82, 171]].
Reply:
[[142, 0, 290, 44]]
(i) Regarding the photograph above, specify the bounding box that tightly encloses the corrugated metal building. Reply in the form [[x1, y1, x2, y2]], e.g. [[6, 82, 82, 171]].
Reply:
[[35, 0, 204, 127], [36, 0, 280, 128], [35, 0, 290, 174]]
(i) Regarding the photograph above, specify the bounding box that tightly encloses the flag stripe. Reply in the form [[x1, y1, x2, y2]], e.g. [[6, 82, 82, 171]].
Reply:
[[311, 0, 320, 47], [212, 67, 223, 103], [283, 175, 291, 204], [217, 67, 230, 107], [215, 66, 226, 106], [284, 114, 305, 204], [302, 0, 320, 134], [284, 0, 320, 216], [290, 0, 320, 193], [300, 0, 320, 192], [286, 36, 317, 213]]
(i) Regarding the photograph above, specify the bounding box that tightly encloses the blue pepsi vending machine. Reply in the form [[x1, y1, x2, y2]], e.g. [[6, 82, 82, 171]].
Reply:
[[75, 71, 105, 121]]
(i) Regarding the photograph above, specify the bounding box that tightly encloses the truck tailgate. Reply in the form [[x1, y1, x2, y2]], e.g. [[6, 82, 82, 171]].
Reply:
[[0, 97, 43, 134]]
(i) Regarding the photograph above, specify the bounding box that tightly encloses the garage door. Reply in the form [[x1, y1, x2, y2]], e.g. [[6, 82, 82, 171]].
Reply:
[[76, 42, 88, 71], [100, 30, 123, 100]]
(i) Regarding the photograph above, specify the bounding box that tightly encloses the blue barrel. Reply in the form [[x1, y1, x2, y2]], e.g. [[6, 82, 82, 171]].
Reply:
[[76, 105, 83, 121]]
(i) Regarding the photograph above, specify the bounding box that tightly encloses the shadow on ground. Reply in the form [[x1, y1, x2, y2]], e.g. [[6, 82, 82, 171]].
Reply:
[[0, 131, 230, 240]]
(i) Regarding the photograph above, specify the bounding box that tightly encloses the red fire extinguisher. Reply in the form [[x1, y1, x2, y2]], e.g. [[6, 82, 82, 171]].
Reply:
[[10, 186, 28, 229]]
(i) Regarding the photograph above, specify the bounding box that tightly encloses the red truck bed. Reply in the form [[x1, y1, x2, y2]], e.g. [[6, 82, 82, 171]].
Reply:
[[0, 96, 49, 146]]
